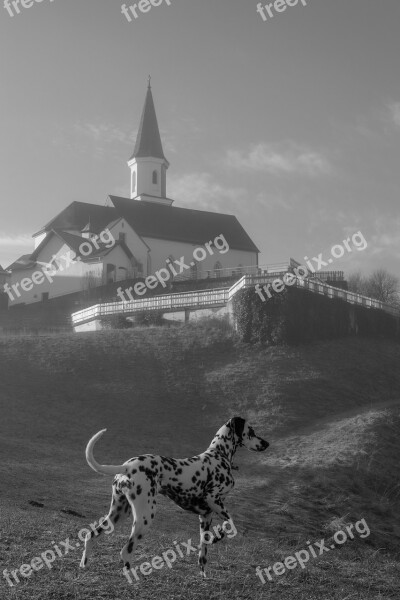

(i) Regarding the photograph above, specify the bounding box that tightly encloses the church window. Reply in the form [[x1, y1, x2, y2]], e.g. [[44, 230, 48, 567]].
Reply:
[[152, 170, 158, 184], [190, 262, 198, 279], [214, 261, 222, 278], [106, 263, 116, 283]]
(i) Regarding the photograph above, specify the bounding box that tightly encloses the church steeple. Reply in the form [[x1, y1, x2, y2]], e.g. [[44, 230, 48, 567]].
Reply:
[[128, 79, 171, 204]]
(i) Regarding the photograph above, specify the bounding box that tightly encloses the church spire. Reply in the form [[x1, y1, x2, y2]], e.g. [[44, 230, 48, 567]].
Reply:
[[129, 78, 166, 162], [128, 80, 170, 203]]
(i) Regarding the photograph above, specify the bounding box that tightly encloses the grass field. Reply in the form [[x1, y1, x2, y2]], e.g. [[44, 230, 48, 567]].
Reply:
[[1, 321, 400, 599]]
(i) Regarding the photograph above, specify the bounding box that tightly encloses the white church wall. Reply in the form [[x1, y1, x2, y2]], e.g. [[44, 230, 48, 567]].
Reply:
[[129, 157, 165, 198], [7, 241, 100, 305], [33, 232, 47, 249], [7, 240, 135, 305], [101, 245, 134, 283], [143, 236, 257, 278], [108, 219, 149, 276]]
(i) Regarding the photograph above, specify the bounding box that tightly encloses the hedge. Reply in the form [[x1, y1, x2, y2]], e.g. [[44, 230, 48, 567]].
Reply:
[[233, 286, 399, 345]]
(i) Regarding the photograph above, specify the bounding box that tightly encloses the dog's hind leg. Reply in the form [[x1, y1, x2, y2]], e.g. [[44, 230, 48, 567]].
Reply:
[[120, 491, 157, 571], [80, 488, 128, 568]]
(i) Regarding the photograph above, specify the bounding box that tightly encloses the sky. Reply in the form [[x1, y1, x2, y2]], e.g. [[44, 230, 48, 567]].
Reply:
[[1, 0, 399, 279]]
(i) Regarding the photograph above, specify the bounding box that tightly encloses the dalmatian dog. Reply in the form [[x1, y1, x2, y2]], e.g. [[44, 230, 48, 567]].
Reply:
[[80, 417, 269, 577]]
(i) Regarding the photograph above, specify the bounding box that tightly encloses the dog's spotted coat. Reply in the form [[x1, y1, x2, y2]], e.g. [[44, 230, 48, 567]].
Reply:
[[80, 417, 269, 576]]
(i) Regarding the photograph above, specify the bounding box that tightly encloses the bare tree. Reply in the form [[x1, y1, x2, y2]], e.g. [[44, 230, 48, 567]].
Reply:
[[348, 269, 399, 306], [347, 271, 368, 296], [366, 269, 399, 306]]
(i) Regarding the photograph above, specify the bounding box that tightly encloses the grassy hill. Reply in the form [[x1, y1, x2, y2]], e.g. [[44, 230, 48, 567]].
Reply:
[[1, 322, 400, 599]]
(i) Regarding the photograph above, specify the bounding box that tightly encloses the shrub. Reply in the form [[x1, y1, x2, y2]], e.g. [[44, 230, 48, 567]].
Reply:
[[134, 310, 165, 327], [233, 285, 399, 345]]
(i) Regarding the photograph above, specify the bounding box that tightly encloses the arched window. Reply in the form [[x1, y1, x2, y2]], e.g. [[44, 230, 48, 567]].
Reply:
[[152, 170, 158, 185], [214, 261, 222, 278], [106, 263, 116, 283], [190, 262, 198, 280]]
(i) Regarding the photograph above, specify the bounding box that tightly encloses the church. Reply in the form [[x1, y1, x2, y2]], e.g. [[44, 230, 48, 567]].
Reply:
[[6, 82, 259, 306]]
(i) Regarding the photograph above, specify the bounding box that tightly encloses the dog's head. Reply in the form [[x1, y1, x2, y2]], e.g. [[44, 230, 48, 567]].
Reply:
[[228, 417, 269, 452]]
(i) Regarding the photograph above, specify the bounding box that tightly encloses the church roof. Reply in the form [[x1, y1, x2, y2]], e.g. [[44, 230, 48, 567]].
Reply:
[[9, 230, 133, 272], [34, 203, 116, 237], [129, 84, 167, 162], [34, 198, 259, 253], [34, 230, 130, 261], [7, 254, 36, 271], [109, 196, 259, 252]]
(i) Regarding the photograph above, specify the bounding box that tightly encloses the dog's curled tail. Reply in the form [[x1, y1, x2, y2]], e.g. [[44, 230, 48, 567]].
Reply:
[[85, 429, 128, 476]]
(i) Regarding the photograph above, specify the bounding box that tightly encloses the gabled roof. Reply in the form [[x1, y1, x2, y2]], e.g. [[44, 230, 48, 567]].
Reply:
[[129, 84, 167, 162], [33, 230, 131, 262], [34, 202, 117, 237], [9, 230, 134, 272], [109, 196, 260, 252], [32, 195, 259, 255], [7, 254, 36, 271]]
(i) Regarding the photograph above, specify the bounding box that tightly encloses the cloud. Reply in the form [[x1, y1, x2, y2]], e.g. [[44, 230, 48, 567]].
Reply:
[[369, 217, 400, 260], [168, 172, 245, 212], [254, 191, 293, 210], [0, 233, 32, 247], [389, 102, 400, 129], [224, 142, 332, 177], [52, 121, 136, 160], [72, 122, 133, 146], [72, 122, 136, 159]]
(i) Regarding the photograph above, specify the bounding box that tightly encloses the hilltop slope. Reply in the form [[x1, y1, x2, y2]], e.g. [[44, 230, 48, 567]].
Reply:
[[1, 323, 400, 600]]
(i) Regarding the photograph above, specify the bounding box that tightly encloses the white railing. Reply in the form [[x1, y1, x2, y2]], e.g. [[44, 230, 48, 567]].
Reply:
[[71, 287, 229, 325], [229, 273, 400, 317], [71, 262, 400, 326], [174, 261, 297, 281]]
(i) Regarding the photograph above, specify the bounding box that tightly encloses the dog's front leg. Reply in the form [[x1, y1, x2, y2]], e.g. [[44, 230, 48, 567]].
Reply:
[[206, 496, 236, 538], [198, 512, 213, 578]]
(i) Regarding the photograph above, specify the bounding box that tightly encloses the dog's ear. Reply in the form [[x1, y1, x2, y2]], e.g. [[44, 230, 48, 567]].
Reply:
[[229, 417, 246, 439]]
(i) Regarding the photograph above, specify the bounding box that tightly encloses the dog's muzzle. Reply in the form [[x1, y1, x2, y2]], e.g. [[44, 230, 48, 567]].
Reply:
[[258, 440, 269, 451]]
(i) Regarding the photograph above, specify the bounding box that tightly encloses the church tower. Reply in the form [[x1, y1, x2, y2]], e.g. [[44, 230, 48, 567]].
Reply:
[[128, 79, 172, 206]]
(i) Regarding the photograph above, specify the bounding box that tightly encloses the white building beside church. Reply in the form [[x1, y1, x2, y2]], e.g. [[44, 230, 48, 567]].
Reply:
[[6, 82, 259, 306]]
